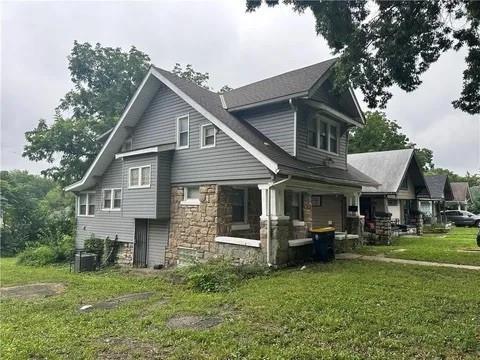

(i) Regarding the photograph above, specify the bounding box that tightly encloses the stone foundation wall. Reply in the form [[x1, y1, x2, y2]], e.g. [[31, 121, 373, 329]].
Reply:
[[215, 243, 264, 265], [373, 215, 392, 245], [410, 212, 424, 236], [117, 242, 134, 266]]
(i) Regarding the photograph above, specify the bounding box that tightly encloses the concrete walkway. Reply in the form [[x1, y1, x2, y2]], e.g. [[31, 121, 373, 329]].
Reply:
[[336, 253, 480, 271]]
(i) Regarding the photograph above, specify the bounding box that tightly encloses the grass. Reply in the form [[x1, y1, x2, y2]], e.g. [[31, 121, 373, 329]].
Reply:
[[357, 227, 480, 266], [1, 258, 479, 359]]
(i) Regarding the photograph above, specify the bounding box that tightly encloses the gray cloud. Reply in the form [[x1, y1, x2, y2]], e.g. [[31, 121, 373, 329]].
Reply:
[[1, 1, 478, 176]]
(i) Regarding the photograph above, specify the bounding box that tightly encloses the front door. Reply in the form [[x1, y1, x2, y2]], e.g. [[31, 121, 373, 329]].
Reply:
[[133, 219, 148, 267]]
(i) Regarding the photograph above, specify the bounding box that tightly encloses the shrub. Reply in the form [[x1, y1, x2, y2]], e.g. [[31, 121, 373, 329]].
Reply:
[[17, 245, 58, 266], [175, 259, 269, 293]]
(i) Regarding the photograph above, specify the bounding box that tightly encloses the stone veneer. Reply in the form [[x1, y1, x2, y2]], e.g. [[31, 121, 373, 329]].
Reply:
[[166, 185, 264, 266], [117, 242, 134, 266], [373, 214, 392, 245], [410, 212, 424, 236]]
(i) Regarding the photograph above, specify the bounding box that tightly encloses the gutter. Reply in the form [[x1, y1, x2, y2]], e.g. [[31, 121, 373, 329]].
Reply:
[[265, 175, 291, 266]]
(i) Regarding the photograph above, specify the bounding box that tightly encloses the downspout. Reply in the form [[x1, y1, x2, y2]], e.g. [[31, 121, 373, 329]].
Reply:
[[289, 99, 297, 157], [265, 175, 291, 266]]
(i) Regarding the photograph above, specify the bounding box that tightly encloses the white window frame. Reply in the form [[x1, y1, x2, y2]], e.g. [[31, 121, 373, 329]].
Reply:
[[176, 114, 190, 149], [102, 188, 122, 211], [128, 165, 151, 189], [200, 123, 216, 149], [77, 192, 96, 217], [307, 116, 340, 155], [231, 188, 249, 228], [181, 186, 200, 205]]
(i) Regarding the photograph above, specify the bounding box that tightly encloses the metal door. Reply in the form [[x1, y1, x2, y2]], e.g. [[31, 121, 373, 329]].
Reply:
[[133, 219, 148, 267]]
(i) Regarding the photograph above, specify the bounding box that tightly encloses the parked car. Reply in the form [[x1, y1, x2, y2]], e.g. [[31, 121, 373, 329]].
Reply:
[[441, 210, 480, 227]]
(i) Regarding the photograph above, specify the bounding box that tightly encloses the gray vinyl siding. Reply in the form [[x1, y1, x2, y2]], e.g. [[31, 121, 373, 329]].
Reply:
[[311, 194, 345, 231], [311, 80, 359, 120], [147, 220, 169, 267], [122, 154, 158, 219], [157, 152, 172, 218], [131, 85, 271, 184], [75, 159, 135, 249], [296, 105, 347, 169], [239, 103, 295, 156]]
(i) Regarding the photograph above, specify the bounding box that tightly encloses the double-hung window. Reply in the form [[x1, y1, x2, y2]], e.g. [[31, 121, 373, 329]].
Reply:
[[177, 114, 189, 149], [103, 188, 122, 210], [128, 166, 151, 188], [307, 116, 339, 154], [285, 191, 303, 221], [201, 124, 216, 148], [232, 188, 248, 224], [78, 192, 95, 216]]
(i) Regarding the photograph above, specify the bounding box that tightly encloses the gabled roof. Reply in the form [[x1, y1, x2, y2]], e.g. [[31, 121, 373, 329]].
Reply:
[[222, 58, 337, 111], [423, 175, 454, 200], [347, 149, 428, 195], [450, 182, 471, 202], [66, 63, 376, 192]]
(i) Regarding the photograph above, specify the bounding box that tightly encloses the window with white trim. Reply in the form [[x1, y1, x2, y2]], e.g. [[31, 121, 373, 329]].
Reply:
[[78, 192, 95, 216], [201, 124, 216, 148], [307, 116, 340, 154], [128, 166, 151, 188], [176, 114, 189, 149], [185, 187, 200, 200], [232, 188, 248, 223], [103, 188, 122, 210]]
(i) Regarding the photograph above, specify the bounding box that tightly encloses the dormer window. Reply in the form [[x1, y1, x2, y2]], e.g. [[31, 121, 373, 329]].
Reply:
[[307, 116, 339, 154]]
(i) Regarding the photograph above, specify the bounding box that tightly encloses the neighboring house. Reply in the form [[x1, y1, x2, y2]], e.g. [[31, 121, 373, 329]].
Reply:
[[418, 175, 454, 224], [66, 58, 377, 267], [446, 182, 472, 210], [347, 149, 429, 230]]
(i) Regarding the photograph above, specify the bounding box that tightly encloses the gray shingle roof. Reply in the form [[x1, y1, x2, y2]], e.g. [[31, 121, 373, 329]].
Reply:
[[424, 175, 450, 200], [347, 149, 416, 193], [222, 58, 337, 110], [154, 66, 377, 188], [450, 182, 471, 202]]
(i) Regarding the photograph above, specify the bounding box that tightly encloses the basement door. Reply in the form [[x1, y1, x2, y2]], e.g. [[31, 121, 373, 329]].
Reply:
[[133, 219, 148, 267]]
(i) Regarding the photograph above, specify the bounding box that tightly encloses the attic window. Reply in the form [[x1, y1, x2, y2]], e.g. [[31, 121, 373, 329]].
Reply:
[[176, 114, 189, 149], [122, 138, 132, 152], [307, 117, 339, 154], [400, 176, 408, 190]]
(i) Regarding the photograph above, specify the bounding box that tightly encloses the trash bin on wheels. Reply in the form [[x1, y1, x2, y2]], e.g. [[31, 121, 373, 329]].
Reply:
[[311, 227, 335, 262]]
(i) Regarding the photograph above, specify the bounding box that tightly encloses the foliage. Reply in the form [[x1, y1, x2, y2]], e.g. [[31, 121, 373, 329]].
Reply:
[[84, 237, 105, 259], [172, 63, 210, 89], [174, 259, 269, 292], [23, 42, 151, 186], [16, 235, 72, 266], [247, 1, 480, 114], [219, 84, 233, 93], [469, 186, 480, 214], [1, 257, 479, 359], [357, 226, 480, 265], [349, 111, 434, 170]]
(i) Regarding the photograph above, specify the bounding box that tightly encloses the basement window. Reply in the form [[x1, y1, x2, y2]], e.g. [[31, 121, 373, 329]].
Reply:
[[182, 186, 200, 205]]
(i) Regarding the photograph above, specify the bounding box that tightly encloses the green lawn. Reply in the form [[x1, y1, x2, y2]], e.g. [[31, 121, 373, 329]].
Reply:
[[1, 258, 479, 359], [356, 227, 480, 266]]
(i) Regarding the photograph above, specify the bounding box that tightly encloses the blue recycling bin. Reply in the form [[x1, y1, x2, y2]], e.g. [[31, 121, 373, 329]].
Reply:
[[311, 227, 336, 262]]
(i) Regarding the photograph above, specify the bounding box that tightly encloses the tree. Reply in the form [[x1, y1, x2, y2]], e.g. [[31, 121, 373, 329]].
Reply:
[[172, 63, 210, 89], [426, 167, 480, 187], [349, 111, 435, 171], [246, 1, 480, 114], [23, 42, 151, 186], [219, 85, 233, 93]]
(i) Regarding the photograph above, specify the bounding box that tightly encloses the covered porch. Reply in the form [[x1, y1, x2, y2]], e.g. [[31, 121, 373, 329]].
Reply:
[[214, 178, 363, 266]]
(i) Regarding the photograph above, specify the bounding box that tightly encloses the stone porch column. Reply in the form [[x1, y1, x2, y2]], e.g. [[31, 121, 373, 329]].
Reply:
[[258, 184, 290, 266]]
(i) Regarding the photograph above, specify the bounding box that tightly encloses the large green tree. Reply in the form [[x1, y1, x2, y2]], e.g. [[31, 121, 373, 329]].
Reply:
[[349, 111, 434, 171], [247, 1, 480, 114]]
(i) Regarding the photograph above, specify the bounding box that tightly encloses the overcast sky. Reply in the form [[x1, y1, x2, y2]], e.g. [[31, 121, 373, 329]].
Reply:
[[1, 0, 479, 176]]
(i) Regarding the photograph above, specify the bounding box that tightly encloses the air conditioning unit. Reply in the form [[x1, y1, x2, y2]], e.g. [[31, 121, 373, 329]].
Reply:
[[74, 252, 97, 272]]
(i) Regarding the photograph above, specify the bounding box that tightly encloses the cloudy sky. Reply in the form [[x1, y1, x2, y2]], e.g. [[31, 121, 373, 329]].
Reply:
[[1, 0, 479, 176]]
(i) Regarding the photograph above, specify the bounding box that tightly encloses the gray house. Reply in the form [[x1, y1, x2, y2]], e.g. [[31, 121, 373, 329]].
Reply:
[[446, 182, 472, 210], [418, 175, 454, 224], [66, 59, 377, 267], [348, 149, 429, 238]]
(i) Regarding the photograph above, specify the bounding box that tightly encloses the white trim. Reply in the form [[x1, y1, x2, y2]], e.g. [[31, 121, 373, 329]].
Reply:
[[128, 165, 151, 189], [293, 109, 297, 157], [292, 220, 305, 227], [231, 223, 250, 231], [115, 146, 159, 159], [182, 186, 200, 205], [219, 93, 227, 109], [102, 188, 122, 211], [304, 99, 363, 128], [180, 199, 201, 206], [215, 236, 261, 248], [307, 115, 340, 155], [77, 191, 96, 217], [200, 123, 216, 149], [176, 114, 190, 149], [151, 68, 279, 173], [349, 87, 365, 124], [64, 69, 154, 192], [288, 238, 311, 247]]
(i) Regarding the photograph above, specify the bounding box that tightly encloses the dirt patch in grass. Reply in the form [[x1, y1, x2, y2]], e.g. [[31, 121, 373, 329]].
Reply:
[[98, 337, 164, 360], [0, 283, 65, 299], [166, 315, 222, 330], [79, 292, 154, 312]]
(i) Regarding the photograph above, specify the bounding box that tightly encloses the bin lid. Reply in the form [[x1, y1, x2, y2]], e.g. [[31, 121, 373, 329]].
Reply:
[[311, 226, 336, 233]]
